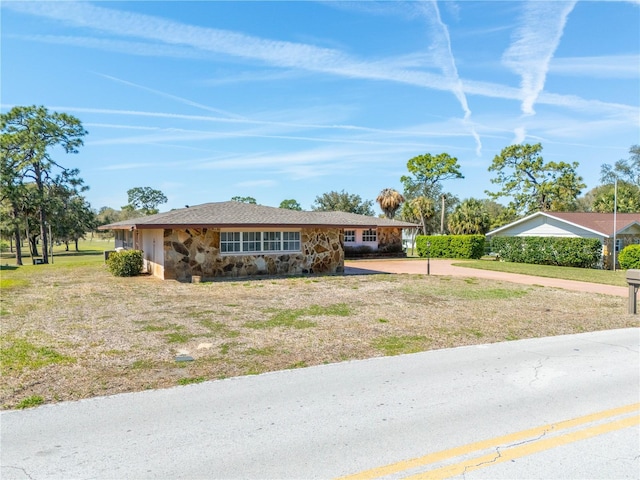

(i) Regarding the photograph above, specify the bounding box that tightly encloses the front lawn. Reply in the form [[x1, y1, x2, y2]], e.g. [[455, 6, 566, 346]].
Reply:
[[1, 259, 637, 409], [452, 260, 628, 287]]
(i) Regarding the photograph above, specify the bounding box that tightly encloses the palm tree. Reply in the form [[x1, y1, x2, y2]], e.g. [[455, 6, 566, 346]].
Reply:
[[409, 196, 434, 235], [376, 188, 405, 219], [447, 199, 490, 235]]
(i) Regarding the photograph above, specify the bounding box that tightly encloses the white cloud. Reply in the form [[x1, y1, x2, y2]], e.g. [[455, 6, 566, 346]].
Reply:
[[513, 127, 527, 144], [549, 55, 640, 79], [502, 1, 577, 115], [5, 1, 635, 130]]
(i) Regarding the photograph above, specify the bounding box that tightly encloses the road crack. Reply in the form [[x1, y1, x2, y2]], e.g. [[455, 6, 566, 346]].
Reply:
[[2, 465, 35, 480]]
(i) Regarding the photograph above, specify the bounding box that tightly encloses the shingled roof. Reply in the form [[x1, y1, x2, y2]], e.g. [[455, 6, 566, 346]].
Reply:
[[100, 201, 418, 230], [545, 212, 640, 236], [488, 211, 640, 237]]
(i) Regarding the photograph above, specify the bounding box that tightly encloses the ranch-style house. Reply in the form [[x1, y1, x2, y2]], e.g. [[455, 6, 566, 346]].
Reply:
[[486, 211, 640, 269], [100, 201, 417, 281]]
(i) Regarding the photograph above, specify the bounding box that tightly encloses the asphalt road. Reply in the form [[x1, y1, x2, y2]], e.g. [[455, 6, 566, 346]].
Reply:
[[2, 328, 639, 480]]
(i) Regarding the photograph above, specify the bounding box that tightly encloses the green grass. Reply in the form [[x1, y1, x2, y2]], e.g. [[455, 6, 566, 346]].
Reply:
[[165, 331, 193, 343], [0, 238, 110, 268], [15, 395, 45, 409], [0, 278, 29, 290], [0, 337, 76, 374], [373, 335, 431, 356], [177, 377, 206, 386], [452, 260, 627, 287], [198, 319, 240, 338], [131, 359, 157, 369], [244, 303, 353, 329], [402, 280, 529, 301]]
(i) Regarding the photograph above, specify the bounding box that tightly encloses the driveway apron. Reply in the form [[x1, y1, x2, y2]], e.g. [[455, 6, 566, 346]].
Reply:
[[344, 259, 627, 297]]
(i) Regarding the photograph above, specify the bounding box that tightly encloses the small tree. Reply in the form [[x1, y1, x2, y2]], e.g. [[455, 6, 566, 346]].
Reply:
[[408, 196, 434, 235]]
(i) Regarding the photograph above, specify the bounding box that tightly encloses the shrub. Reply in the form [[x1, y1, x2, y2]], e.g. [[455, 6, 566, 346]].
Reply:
[[618, 244, 640, 270], [106, 250, 144, 277], [490, 237, 601, 268], [378, 243, 404, 254], [344, 245, 373, 257], [415, 235, 485, 259]]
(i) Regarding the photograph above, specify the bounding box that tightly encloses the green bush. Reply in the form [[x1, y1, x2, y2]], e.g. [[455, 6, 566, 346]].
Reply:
[[490, 237, 601, 268], [618, 244, 640, 270], [415, 235, 485, 259], [106, 250, 144, 277], [344, 245, 373, 257], [0, 240, 9, 253]]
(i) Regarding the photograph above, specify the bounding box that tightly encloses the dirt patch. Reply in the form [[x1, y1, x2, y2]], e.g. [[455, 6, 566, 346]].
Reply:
[[1, 264, 637, 409]]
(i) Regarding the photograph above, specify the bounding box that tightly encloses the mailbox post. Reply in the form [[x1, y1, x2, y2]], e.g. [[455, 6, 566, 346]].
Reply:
[[627, 269, 640, 314]]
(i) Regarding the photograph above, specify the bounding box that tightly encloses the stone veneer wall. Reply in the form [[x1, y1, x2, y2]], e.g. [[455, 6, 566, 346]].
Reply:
[[163, 227, 344, 281], [377, 227, 403, 252]]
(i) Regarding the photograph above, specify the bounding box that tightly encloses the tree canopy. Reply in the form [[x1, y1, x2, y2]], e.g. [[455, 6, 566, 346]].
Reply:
[[124, 187, 168, 216], [447, 198, 490, 235], [486, 143, 585, 216], [279, 199, 302, 211], [231, 196, 257, 204], [1, 105, 88, 264], [400, 152, 464, 199], [600, 145, 640, 186], [311, 190, 374, 216], [376, 188, 405, 219]]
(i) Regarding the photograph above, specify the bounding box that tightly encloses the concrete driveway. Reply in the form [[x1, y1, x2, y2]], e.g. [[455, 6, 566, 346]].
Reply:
[[344, 258, 628, 297]]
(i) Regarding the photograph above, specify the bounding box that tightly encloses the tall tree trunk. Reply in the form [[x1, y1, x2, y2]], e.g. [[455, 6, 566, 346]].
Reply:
[[12, 211, 23, 265], [75, 238, 79, 252], [29, 235, 39, 257], [34, 164, 49, 264]]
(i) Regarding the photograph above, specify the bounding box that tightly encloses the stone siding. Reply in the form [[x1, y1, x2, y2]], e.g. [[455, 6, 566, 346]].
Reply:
[[163, 227, 343, 281], [377, 227, 404, 252]]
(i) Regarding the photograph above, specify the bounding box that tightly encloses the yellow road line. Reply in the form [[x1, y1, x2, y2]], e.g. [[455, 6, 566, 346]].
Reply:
[[337, 403, 639, 480], [407, 414, 640, 479]]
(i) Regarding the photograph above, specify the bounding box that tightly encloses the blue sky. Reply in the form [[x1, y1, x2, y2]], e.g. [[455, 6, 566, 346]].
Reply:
[[2, 1, 639, 214]]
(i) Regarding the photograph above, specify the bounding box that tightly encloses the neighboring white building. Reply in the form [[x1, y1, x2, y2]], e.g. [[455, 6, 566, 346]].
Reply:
[[486, 211, 640, 269]]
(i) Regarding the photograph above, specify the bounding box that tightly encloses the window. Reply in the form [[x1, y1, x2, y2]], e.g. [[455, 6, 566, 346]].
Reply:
[[615, 239, 622, 252], [115, 230, 134, 249], [263, 231, 281, 251], [344, 230, 356, 243], [283, 231, 300, 251], [362, 229, 377, 242], [220, 231, 300, 254], [220, 232, 241, 252], [242, 232, 261, 252]]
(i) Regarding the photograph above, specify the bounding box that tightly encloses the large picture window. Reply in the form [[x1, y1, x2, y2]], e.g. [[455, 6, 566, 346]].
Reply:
[[220, 231, 300, 254]]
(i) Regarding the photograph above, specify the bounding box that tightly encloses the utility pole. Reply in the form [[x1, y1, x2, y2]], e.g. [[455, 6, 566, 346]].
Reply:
[[440, 194, 446, 234], [613, 178, 618, 271]]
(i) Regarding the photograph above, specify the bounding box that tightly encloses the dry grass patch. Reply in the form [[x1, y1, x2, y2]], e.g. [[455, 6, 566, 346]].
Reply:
[[1, 263, 637, 409]]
